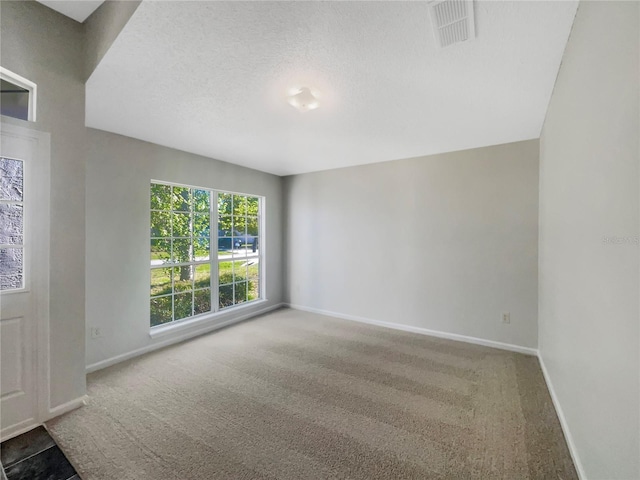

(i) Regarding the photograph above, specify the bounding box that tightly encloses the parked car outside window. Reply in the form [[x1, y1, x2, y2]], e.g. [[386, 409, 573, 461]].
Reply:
[[218, 230, 258, 251]]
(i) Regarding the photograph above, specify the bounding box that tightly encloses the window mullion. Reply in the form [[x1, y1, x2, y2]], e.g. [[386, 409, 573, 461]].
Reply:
[[259, 201, 264, 300], [170, 188, 175, 322], [212, 190, 219, 313], [190, 195, 194, 318]]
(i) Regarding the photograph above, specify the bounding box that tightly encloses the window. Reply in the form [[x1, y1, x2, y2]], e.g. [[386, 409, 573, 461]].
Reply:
[[0, 157, 25, 290], [150, 182, 262, 327], [0, 67, 37, 122], [217, 193, 261, 309]]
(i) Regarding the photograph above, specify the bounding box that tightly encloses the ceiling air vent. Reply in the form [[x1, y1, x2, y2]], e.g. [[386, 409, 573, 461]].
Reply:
[[429, 0, 475, 48]]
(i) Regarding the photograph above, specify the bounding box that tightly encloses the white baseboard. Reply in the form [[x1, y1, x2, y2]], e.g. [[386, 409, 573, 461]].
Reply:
[[86, 303, 284, 373], [0, 418, 39, 443], [0, 396, 88, 442], [286, 303, 538, 356], [48, 395, 88, 419], [537, 355, 586, 480]]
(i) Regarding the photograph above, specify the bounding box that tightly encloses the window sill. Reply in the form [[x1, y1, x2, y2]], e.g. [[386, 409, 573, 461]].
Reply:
[[149, 298, 268, 339]]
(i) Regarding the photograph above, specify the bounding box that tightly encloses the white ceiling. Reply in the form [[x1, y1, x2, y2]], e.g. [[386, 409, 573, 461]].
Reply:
[[86, 1, 578, 176], [37, 0, 104, 23]]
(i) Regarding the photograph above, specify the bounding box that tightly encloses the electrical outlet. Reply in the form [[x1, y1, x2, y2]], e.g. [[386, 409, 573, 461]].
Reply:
[[502, 313, 510, 324], [91, 327, 103, 339]]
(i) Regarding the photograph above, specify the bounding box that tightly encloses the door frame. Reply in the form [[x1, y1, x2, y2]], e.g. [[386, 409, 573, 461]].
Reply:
[[0, 121, 50, 441]]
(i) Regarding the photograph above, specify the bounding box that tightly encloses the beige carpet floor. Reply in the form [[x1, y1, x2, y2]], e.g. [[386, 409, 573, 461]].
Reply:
[[47, 308, 577, 480]]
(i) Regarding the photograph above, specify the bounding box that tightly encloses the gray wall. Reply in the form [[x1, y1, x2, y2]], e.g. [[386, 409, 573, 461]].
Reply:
[[0, 1, 87, 408], [84, 0, 141, 80], [85, 129, 284, 368], [285, 140, 540, 349], [538, 2, 639, 479]]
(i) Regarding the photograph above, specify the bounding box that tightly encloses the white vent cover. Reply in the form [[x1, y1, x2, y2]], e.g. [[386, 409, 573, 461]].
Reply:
[[429, 0, 475, 48]]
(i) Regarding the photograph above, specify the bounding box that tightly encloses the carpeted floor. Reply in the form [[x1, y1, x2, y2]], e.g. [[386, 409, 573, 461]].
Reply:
[[47, 308, 577, 480]]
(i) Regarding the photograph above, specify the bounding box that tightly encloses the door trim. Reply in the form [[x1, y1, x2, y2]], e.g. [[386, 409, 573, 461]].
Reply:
[[0, 122, 50, 441]]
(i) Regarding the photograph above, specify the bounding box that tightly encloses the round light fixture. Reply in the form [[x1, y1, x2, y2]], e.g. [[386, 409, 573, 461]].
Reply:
[[287, 87, 319, 112]]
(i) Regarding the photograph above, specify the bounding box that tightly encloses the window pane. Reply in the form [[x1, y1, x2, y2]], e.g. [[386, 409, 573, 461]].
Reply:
[[172, 186, 191, 212], [151, 267, 172, 297], [150, 239, 170, 265], [193, 189, 209, 213], [150, 296, 172, 327], [247, 260, 259, 301], [234, 261, 247, 283], [235, 243, 257, 259], [218, 213, 232, 257], [218, 214, 233, 256], [0, 79, 29, 121], [234, 281, 247, 304], [218, 193, 232, 215], [219, 284, 233, 309], [193, 213, 209, 238], [233, 245, 248, 259], [194, 264, 211, 289], [233, 216, 247, 237], [218, 215, 232, 237], [0, 247, 23, 290], [174, 292, 193, 320], [194, 289, 211, 315], [247, 216, 259, 236], [193, 237, 210, 261], [233, 195, 247, 215], [248, 280, 260, 301], [172, 238, 192, 263], [232, 218, 248, 258], [172, 211, 191, 237], [217, 238, 233, 257], [0, 158, 23, 201], [150, 184, 171, 210], [173, 266, 193, 292], [151, 211, 171, 238], [247, 196, 259, 216], [0, 204, 23, 245], [247, 217, 259, 254], [218, 261, 233, 286]]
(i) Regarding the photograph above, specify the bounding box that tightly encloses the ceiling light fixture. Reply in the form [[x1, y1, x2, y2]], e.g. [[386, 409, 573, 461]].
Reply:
[[287, 87, 319, 112]]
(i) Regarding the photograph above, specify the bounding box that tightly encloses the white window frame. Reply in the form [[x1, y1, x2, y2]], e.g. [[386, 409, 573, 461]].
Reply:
[[149, 180, 264, 329], [0, 67, 37, 122]]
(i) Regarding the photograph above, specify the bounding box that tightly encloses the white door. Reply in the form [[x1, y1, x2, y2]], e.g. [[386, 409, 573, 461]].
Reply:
[[0, 123, 50, 440]]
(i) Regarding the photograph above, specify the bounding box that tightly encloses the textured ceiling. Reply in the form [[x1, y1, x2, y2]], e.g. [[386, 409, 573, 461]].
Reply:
[[86, 1, 578, 176], [37, 0, 104, 22]]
